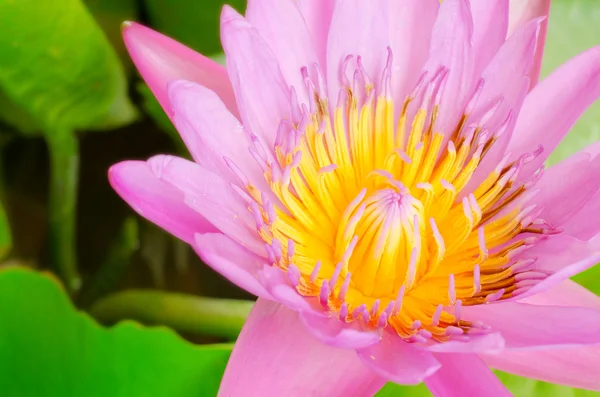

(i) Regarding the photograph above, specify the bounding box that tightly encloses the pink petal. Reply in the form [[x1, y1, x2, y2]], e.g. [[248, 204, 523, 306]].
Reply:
[[422, 0, 474, 138], [426, 332, 505, 354], [218, 298, 386, 397], [168, 80, 267, 190], [425, 353, 512, 397], [145, 155, 264, 254], [297, 0, 336, 69], [220, 6, 290, 149], [299, 311, 382, 350], [193, 233, 271, 299], [461, 301, 600, 350], [357, 332, 441, 385], [326, 0, 390, 100], [122, 22, 238, 119], [246, 0, 319, 105], [508, 0, 551, 88], [257, 264, 318, 313], [482, 346, 600, 390], [507, 46, 600, 180], [108, 160, 215, 244], [471, 0, 509, 75], [533, 146, 600, 229], [388, 0, 439, 111], [519, 279, 600, 311]]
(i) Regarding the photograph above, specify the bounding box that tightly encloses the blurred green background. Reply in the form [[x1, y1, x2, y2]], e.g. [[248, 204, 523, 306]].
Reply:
[[0, 0, 598, 396]]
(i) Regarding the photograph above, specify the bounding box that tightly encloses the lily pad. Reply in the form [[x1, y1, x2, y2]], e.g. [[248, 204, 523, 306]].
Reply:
[[0, 268, 231, 397]]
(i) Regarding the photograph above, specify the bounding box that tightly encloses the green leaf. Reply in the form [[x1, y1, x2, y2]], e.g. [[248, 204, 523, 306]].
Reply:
[[0, 0, 137, 133], [543, 0, 600, 165], [143, 0, 246, 56], [0, 267, 231, 397]]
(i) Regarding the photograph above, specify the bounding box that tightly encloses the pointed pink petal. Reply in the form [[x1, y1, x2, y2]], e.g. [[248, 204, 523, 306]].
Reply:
[[519, 279, 600, 311], [145, 155, 264, 254], [422, 0, 474, 137], [483, 345, 600, 390], [218, 298, 386, 397], [258, 264, 320, 313], [471, 0, 509, 75], [425, 353, 512, 397], [297, 0, 336, 68], [507, 46, 600, 180], [122, 22, 238, 119], [108, 160, 215, 244], [462, 301, 600, 349], [220, 6, 290, 149], [246, 0, 319, 105], [326, 0, 390, 100], [388, 0, 439, 110], [299, 311, 381, 350], [533, 146, 600, 229], [508, 0, 551, 88], [426, 332, 505, 354], [465, 18, 541, 192], [193, 233, 271, 299], [168, 80, 267, 190], [357, 332, 441, 385]]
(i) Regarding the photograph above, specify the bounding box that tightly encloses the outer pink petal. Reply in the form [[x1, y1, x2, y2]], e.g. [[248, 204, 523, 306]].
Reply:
[[533, 147, 600, 229], [357, 332, 441, 385], [507, 46, 600, 179], [426, 332, 505, 354], [508, 0, 551, 88], [470, 0, 509, 75], [144, 155, 264, 254], [122, 22, 238, 119], [193, 233, 271, 299], [297, 0, 336, 69], [461, 302, 600, 350], [425, 353, 512, 397], [220, 6, 290, 149], [108, 160, 215, 244], [299, 311, 382, 350], [388, 0, 439, 112], [422, 0, 474, 138], [326, 0, 390, 100], [246, 0, 319, 105], [218, 298, 386, 397], [519, 279, 600, 311], [484, 347, 600, 391], [168, 80, 266, 190]]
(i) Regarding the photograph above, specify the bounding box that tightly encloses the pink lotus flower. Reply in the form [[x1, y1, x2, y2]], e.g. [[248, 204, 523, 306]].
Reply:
[[111, 0, 600, 395]]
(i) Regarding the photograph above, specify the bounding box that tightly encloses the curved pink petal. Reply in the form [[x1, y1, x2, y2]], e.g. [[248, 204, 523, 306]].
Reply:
[[471, 0, 509, 75], [519, 279, 600, 311], [297, 0, 336, 69], [193, 233, 271, 299], [533, 147, 600, 230], [246, 0, 319, 105], [108, 160, 215, 244], [326, 0, 390, 101], [425, 353, 512, 397], [357, 332, 441, 385], [422, 0, 474, 138], [144, 155, 264, 254], [122, 22, 238, 119], [257, 264, 318, 313], [483, 346, 600, 391], [299, 311, 381, 350], [508, 0, 551, 88], [218, 298, 386, 397], [426, 332, 505, 354], [507, 46, 600, 180], [168, 80, 267, 190], [388, 0, 439, 111], [461, 301, 600, 350], [220, 6, 290, 149]]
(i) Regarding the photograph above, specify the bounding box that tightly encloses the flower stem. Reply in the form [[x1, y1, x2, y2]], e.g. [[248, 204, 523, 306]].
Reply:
[[89, 290, 255, 341], [46, 128, 80, 293]]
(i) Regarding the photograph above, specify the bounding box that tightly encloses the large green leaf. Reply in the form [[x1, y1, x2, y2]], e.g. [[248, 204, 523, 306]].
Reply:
[[143, 0, 246, 56], [0, 0, 137, 133], [0, 268, 231, 397]]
